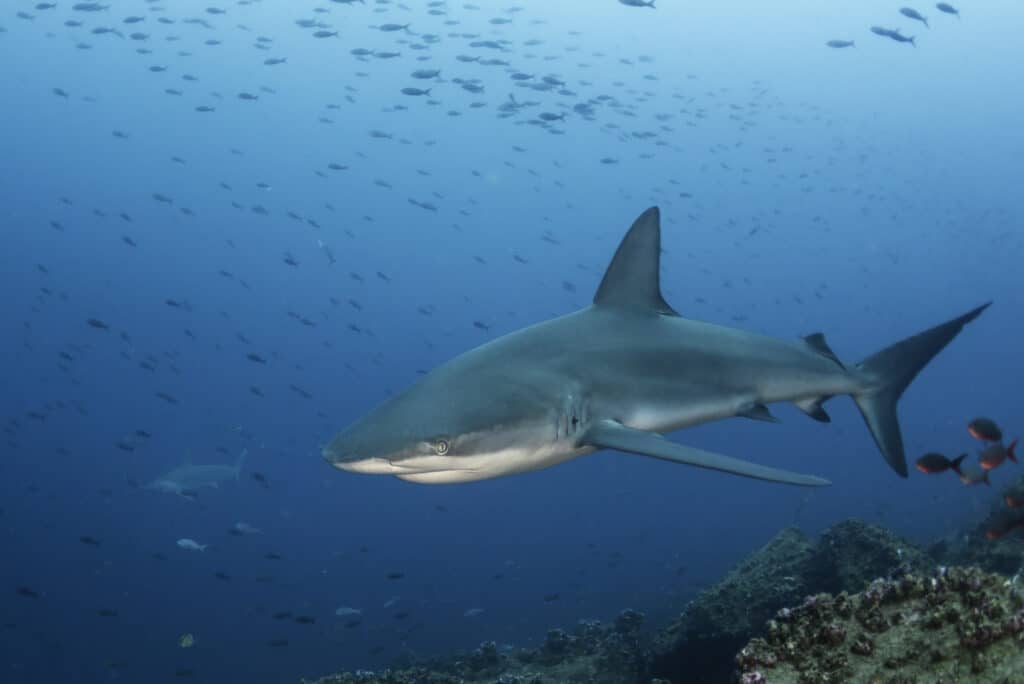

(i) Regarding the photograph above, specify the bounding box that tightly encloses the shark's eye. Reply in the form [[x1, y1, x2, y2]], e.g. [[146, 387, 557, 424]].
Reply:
[[434, 439, 449, 455]]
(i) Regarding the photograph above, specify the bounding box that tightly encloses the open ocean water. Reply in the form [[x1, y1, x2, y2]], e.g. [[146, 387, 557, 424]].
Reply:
[[1, 0, 1022, 682]]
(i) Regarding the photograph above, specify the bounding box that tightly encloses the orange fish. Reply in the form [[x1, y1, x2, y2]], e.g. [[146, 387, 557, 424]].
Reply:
[[979, 439, 1018, 470], [915, 452, 965, 475], [1004, 491, 1024, 509], [986, 515, 1024, 541], [959, 467, 990, 487], [968, 417, 1003, 443]]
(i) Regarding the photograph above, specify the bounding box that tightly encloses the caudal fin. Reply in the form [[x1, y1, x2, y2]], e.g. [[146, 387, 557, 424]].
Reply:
[[853, 303, 989, 477]]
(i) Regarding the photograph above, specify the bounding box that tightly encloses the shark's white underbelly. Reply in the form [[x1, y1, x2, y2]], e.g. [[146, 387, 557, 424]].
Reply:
[[337, 442, 590, 484]]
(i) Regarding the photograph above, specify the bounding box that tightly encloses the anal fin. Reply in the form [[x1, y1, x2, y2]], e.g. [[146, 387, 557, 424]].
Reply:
[[795, 397, 832, 423]]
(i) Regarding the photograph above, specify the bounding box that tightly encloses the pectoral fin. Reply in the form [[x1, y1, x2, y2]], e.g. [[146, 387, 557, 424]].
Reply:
[[579, 420, 830, 487]]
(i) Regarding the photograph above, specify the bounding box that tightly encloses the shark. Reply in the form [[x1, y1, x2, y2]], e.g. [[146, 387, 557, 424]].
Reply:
[[146, 448, 247, 498], [323, 207, 988, 486]]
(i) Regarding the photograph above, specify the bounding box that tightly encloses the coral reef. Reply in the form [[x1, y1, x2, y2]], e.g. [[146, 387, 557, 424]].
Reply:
[[735, 566, 1024, 683]]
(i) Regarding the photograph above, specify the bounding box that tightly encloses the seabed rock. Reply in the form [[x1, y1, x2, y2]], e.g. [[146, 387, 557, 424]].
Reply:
[[303, 609, 650, 684], [807, 520, 932, 595], [735, 566, 1024, 684], [648, 527, 815, 682]]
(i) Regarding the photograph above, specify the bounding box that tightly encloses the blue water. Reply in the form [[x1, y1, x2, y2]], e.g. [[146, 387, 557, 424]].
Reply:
[[2, 0, 1022, 681]]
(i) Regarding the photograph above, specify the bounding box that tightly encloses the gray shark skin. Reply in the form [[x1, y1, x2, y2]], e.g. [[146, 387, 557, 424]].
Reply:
[[146, 449, 247, 498], [323, 207, 987, 486]]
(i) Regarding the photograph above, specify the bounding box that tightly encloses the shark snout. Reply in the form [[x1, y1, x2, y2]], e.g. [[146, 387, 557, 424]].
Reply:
[[321, 443, 349, 466], [321, 442, 383, 473]]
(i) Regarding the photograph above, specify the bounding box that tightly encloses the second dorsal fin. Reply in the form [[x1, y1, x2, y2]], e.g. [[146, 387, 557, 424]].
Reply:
[[803, 332, 843, 368]]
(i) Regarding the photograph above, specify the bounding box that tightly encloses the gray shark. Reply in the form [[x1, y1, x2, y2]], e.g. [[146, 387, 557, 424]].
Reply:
[[323, 207, 987, 486], [146, 448, 247, 498]]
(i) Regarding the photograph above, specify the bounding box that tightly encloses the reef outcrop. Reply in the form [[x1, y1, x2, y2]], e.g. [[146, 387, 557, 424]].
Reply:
[[648, 520, 929, 682], [648, 527, 815, 682]]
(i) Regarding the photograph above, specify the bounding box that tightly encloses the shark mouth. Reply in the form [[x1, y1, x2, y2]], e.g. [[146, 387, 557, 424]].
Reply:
[[331, 457, 473, 477]]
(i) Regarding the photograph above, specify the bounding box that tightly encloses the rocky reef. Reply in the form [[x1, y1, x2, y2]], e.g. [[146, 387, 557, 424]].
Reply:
[[735, 566, 1024, 683], [305, 519, 1024, 684]]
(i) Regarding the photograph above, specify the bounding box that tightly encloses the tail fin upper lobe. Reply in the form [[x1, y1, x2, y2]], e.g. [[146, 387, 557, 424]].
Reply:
[[853, 303, 990, 477]]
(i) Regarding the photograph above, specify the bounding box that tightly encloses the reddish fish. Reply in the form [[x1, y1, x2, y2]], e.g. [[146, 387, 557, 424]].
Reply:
[[968, 417, 1003, 443], [914, 452, 965, 475], [959, 467, 990, 487], [1004, 489, 1024, 509], [985, 515, 1024, 541], [978, 439, 1018, 471]]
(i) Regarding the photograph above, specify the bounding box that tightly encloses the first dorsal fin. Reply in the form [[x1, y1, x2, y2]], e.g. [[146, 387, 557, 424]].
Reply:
[[593, 207, 678, 316]]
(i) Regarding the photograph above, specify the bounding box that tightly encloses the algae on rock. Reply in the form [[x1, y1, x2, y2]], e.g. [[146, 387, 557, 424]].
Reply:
[[735, 566, 1024, 684]]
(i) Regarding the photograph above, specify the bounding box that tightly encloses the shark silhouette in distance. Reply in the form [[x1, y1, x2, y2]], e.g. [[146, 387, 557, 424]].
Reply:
[[146, 448, 247, 499], [323, 207, 988, 486]]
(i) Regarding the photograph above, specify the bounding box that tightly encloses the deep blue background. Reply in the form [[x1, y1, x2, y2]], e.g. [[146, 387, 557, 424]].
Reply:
[[1, 0, 1021, 682]]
